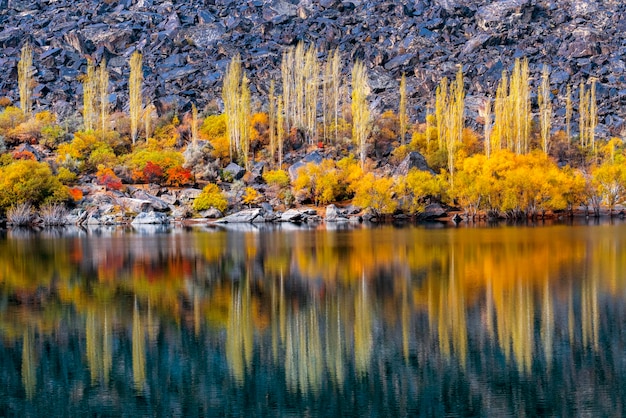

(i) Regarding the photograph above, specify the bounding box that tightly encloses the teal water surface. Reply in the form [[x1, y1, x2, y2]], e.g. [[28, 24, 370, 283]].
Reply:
[[0, 223, 625, 416]]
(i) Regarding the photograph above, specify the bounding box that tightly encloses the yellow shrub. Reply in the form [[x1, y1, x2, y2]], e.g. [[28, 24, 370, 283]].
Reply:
[[352, 173, 397, 214], [193, 183, 228, 212], [262, 169, 290, 188], [0, 160, 68, 209], [242, 187, 260, 206]]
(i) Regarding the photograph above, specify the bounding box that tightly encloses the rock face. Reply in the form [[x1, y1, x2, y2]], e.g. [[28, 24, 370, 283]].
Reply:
[[394, 152, 435, 176], [1, 0, 625, 134], [288, 151, 324, 180]]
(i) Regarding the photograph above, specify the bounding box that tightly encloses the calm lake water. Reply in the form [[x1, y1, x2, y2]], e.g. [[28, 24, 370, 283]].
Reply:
[[1, 222, 626, 416]]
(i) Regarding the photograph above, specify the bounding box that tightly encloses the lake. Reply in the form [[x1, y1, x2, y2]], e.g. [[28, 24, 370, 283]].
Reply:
[[1, 222, 626, 416]]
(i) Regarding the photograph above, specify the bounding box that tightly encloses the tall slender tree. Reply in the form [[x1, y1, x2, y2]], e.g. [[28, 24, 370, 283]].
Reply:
[[538, 64, 552, 154], [129, 51, 143, 145], [399, 73, 408, 145], [268, 80, 277, 165], [98, 59, 109, 138], [351, 60, 371, 170], [565, 84, 572, 144], [222, 54, 251, 168], [191, 103, 199, 145], [83, 59, 96, 131], [18, 42, 33, 116], [277, 96, 285, 169], [480, 97, 492, 158]]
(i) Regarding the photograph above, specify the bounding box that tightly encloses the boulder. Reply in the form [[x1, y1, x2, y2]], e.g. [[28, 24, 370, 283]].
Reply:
[[199, 208, 224, 219], [393, 152, 435, 176], [325, 204, 349, 222], [419, 203, 447, 220], [172, 206, 192, 219], [131, 211, 170, 225], [280, 209, 303, 222], [215, 208, 265, 223], [179, 188, 203, 204], [131, 190, 170, 212], [119, 197, 152, 214], [224, 162, 246, 180], [288, 151, 324, 180]]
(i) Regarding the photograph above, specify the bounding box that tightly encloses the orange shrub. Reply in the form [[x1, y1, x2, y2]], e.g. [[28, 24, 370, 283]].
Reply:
[[165, 166, 192, 187], [68, 187, 83, 202]]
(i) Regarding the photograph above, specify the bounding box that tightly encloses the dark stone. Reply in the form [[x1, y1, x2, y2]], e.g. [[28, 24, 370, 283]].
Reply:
[[224, 162, 246, 180], [288, 151, 324, 180], [393, 152, 435, 176]]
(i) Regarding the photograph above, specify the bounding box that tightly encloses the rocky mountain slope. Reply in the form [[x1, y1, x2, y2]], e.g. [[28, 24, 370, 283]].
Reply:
[[1, 0, 625, 135]]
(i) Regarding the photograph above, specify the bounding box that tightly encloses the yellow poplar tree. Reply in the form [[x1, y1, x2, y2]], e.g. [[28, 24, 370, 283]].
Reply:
[[191, 103, 199, 145], [223, 53, 242, 160], [492, 58, 530, 154], [18, 42, 33, 116], [399, 73, 408, 145], [351, 60, 371, 170], [98, 59, 109, 137], [277, 96, 285, 169], [565, 84, 572, 144], [222, 54, 251, 168], [268, 80, 277, 165], [129, 51, 143, 144], [83, 59, 97, 131], [538, 64, 552, 154]]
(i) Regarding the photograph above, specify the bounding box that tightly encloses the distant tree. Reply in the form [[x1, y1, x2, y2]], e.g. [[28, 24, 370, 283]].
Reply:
[[191, 103, 199, 145], [492, 58, 530, 154], [399, 72, 408, 145], [98, 58, 109, 137], [565, 84, 572, 144], [538, 64, 552, 154], [18, 43, 33, 116], [82, 59, 96, 131], [222, 54, 251, 169], [129, 51, 143, 145], [281, 42, 319, 143], [268, 80, 276, 165], [351, 60, 371, 170]]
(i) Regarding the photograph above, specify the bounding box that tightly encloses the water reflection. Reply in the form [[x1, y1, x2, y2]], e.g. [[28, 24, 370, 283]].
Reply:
[[0, 225, 626, 415]]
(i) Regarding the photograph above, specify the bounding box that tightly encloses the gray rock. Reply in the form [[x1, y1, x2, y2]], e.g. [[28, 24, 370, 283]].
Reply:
[[179, 188, 202, 204], [131, 190, 170, 212], [476, 0, 530, 31], [199, 208, 224, 219], [172, 207, 192, 219], [131, 211, 170, 225], [65, 209, 88, 225], [215, 208, 265, 223], [119, 198, 152, 214], [393, 152, 435, 176], [280, 209, 303, 222], [325, 204, 349, 222], [224, 162, 246, 180], [288, 151, 324, 180], [419, 203, 447, 220]]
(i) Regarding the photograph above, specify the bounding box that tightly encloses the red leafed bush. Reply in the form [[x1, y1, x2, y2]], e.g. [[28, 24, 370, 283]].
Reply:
[[96, 166, 123, 191], [165, 166, 192, 187], [142, 161, 164, 184]]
